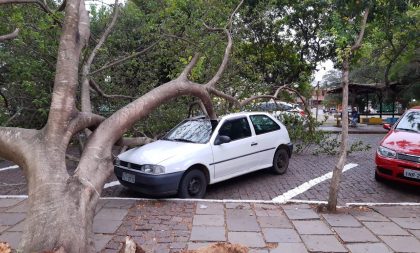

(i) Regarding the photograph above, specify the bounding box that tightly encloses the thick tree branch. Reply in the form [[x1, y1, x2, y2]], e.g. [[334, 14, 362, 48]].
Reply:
[[207, 87, 240, 107], [179, 53, 200, 80], [351, 8, 369, 52], [45, 0, 88, 142], [115, 137, 155, 147], [89, 79, 136, 100], [0, 127, 38, 166], [89, 41, 159, 76], [76, 80, 216, 191], [65, 112, 105, 139], [0, 28, 19, 42]]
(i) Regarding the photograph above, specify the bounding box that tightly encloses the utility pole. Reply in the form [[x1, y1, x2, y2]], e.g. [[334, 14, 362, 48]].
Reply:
[[316, 81, 320, 122]]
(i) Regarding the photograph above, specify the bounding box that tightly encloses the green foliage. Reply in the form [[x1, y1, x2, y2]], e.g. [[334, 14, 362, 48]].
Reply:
[[0, 2, 60, 127], [346, 0, 419, 107], [277, 113, 371, 155]]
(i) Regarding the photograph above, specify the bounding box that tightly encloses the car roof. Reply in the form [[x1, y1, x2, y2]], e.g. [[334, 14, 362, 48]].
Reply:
[[186, 111, 272, 121], [221, 111, 271, 120]]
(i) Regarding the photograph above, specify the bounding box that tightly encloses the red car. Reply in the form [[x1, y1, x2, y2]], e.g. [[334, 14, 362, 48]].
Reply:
[[375, 106, 420, 186]]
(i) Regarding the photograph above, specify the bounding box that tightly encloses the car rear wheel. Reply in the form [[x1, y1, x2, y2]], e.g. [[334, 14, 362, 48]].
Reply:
[[272, 148, 289, 175], [178, 169, 207, 198]]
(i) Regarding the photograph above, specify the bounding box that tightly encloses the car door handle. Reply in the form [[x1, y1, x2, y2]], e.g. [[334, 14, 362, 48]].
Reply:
[[251, 142, 258, 146]]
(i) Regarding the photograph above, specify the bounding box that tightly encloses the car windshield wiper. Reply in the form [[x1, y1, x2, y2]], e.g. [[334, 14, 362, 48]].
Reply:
[[172, 138, 195, 143], [396, 128, 418, 133]]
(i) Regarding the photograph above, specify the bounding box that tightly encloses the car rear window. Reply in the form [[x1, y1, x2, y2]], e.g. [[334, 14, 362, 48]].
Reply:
[[250, 115, 280, 135]]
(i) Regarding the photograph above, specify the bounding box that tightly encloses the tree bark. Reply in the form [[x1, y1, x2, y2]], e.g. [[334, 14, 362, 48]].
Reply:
[[327, 59, 349, 211], [20, 175, 98, 252], [0, 28, 19, 41]]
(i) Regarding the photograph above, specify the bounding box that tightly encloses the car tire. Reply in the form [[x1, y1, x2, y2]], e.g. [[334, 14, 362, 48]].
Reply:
[[178, 169, 207, 199], [272, 148, 289, 175]]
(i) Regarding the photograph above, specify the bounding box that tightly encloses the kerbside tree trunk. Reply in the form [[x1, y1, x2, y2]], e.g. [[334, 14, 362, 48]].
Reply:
[[327, 8, 369, 211], [0, 0, 243, 251]]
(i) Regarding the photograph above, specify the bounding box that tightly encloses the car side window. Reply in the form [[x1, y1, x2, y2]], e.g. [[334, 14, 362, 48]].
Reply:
[[218, 117, 252, 141], [250, 115, 280, 135]]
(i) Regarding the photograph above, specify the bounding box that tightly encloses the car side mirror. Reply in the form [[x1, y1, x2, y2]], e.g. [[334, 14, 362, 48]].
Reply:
[[383, 123, 391, 130], [214, 135, 231, 145]]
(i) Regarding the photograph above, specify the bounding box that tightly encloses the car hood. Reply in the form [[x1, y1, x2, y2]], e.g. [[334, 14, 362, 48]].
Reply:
[[118, 140, 201, 165], [381, 130, 420, 155]]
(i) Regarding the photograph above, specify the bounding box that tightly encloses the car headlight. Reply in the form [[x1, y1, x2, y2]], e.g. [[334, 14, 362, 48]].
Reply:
[[141, 164, 165, 174], [377, 146, 397, 158]]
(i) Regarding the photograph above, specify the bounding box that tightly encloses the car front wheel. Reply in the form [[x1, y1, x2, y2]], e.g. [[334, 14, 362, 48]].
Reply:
[[374, 170, 384, 182], [178, 169, 207, 198], [272, 148, 289, 175]]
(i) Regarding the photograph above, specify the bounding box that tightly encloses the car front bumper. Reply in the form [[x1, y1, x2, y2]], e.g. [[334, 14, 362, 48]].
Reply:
[[114, 166, 184, 196], [375, 153, 420, 186]]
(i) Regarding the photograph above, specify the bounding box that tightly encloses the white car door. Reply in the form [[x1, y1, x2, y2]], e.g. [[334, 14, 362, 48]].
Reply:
[[211, 117, 259, 179], [248, 114, 282, 168]]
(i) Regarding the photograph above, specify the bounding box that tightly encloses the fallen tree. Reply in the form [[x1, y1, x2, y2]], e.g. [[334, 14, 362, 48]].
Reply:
[[0, 0, 243, 251]]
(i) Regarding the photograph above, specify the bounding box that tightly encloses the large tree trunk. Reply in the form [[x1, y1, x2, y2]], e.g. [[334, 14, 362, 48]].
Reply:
[[0, 0, 243, 251], [21, 180, 97, 252], [15, 134, 100, 252]]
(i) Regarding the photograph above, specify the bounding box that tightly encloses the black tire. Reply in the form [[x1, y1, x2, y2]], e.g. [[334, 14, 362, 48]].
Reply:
[[178, 169, 207, 198], [272, 148, 289, 175], [375, 170, 383, 182]]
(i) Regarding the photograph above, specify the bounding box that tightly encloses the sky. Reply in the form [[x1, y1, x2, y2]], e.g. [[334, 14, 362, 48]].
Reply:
[[313, 60, 334, 84]]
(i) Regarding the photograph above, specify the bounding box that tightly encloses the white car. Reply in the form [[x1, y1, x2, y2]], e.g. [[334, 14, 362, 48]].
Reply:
[[114, 112, 293, 198]]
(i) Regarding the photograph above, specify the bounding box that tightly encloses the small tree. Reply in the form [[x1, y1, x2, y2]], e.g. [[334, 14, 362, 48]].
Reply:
[[327, 4, 370, 211]]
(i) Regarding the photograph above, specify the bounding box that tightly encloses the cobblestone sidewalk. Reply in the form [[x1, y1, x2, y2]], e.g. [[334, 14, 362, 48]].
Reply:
[[1, 198, 420, 253]]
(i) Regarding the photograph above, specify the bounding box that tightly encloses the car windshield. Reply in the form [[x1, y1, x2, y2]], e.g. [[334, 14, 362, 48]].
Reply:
[[395, 111, 420, 133], [163, 119, 216, 144]]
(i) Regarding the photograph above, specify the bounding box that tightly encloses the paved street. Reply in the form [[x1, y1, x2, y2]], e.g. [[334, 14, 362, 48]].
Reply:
[[1, 132, 420, 252], [0, 134, 419, 205], [1, 198, 420, 252]]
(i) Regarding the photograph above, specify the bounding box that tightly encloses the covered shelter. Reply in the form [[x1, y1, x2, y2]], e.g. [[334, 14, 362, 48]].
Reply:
[[327, 82, 403, 124]]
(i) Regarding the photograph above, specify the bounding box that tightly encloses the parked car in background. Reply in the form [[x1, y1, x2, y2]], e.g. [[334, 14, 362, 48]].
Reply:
[[329, 108, 337, 114], [114, 112, 293, 198], [254, 101, 305, 119], [375, 106, 420, 186]]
